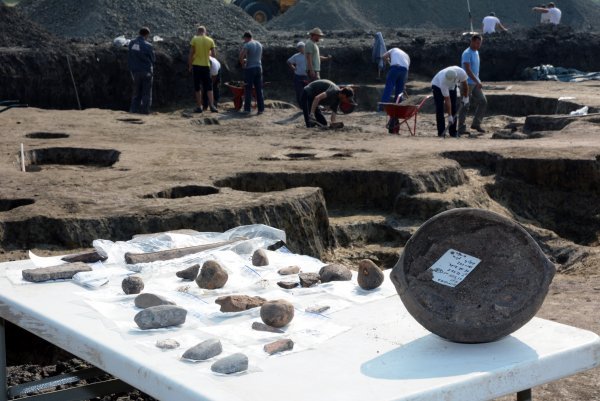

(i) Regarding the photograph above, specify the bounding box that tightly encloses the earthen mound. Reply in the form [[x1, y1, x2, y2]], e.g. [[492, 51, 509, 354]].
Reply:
[[0, 4, 59, 47]]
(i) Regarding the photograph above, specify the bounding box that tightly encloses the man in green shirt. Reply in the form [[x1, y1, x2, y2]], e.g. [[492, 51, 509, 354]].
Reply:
[[300, 79, 356, 128], [305, 28, 332, 82], [188, 26, 218, 113]]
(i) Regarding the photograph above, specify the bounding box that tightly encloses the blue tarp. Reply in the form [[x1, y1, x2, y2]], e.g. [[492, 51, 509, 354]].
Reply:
[[372, 32, 387, 74], [522, 64, 600, 82]]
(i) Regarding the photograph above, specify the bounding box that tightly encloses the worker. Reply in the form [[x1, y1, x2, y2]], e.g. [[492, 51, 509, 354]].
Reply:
[[300, 79, 356, 128], [128, 27, 155, 115], [431, 66, 469, 138], [379, 47, 410, 110], [239, 31, 265, 115], [202, 56, 221, 111], [458, 34, 487, 135], [533, 2, 562, 25], [188, 26, 218, 113], [305, 28, 332, 82], [482, 12, 508, 34], [287, 41, 308, 106]]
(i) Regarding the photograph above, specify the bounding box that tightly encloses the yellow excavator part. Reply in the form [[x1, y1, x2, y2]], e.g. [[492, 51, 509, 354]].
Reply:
[[279, 0, 297, 13]]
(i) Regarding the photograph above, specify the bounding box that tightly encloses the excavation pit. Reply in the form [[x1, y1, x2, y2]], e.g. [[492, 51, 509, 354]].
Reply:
[[22, 147, 120, 169], [143, 185, 220, 199], [25, 132, 70, 139], [0, 199, 35, 212]]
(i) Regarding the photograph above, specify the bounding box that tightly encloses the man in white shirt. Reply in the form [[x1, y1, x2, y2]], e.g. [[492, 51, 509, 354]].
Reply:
[[287, 41, 308, 106], [202, 56, 221, 110], [482, 12, 508, 34], [533, 2, 562, 25], [431, 66, 469, 138], [379, 47, 411, 109]]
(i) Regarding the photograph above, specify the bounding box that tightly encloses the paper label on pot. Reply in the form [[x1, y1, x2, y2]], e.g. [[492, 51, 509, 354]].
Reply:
[[429, 249, 481, 287]]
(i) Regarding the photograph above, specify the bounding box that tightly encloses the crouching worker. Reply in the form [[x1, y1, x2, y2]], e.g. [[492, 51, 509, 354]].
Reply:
[[301, 79, 356, 128], [431, 66, 469, 138]]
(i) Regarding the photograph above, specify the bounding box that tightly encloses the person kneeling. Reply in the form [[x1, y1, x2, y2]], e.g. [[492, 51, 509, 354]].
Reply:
[[301, 79, 356, 128]]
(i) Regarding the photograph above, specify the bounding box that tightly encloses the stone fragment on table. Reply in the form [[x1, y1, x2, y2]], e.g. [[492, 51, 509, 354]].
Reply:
[[196, 260, 228, 289], [305, 305, 330, 314], [134, 305, 187, 329], [298, 272, 320, 287], [277, 281, 299, 289], [252, 249, 269, 266], [260, 299, 294, 328], [264, 339, 294, 355], [357, 259, 385, 290], [134, 293, 176, 309], [176, 264, 200, 280], [278, 265, 300, 275], [251, 321, 285, 333], [319, 264, 352, 283], [211, 353, 249, 374], [22, 262, 93, 282], [215, 295, 266, 312], [182, 339, 223, 361], [156, 339, 180, 350], [122, 276, 144, 294]]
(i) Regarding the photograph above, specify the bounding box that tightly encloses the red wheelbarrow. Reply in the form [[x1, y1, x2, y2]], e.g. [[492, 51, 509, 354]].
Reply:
[[225, 81, 268, 111], [378, 95, 432, 135]]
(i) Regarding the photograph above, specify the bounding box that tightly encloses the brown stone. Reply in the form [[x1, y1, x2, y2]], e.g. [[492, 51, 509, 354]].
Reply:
[[215, 295, 266, 312], [252, 249, 269, 266], [357, 259, 385, 290], [319, 264, 352, 283], [251, 321, 284, 333], [134, 293, 175, 309], [196, 260, 228, 289], [277, 281, 298, 289], [122, 276, 144, 294], [176, 264, 200, 280], [263, 339, 294, 355], [22, 262, 92, 282], [260, 299, 295, 328], [278, 265, 300, 275], [299, 272, 320, 287]]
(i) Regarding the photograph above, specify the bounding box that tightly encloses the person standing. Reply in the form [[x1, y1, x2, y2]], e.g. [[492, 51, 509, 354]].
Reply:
[[300, 79, 356, 128], [128, 27, 155, 115], [379, 47, 410, 108], [482, 12, 508, 34], [533, 2, 562, 24], [458, 34, 487, 135], [305, 28, 332, 82], [287, 41, 308, 106], [202, 56, 221, 110], [431, 66, 469, 138], [188, 26, 217, 113], [239, 31, 265, 115]]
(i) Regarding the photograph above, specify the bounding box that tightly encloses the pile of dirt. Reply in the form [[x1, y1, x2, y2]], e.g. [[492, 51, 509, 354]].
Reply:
[[269, 0, 600, 31], [0, 4, 60, 47], [16, 0, 265, 41]]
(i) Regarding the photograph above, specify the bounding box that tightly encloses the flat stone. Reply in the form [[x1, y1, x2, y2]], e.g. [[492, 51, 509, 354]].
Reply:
[[305, 305, 330, 314], [251, 321, 284, 333], [176, 264, 200, 280], [319, 264, 352, 283], [391, 208, 555, 343], [22, 262, 92, 282], [182, 339, 223, 361], [260, 299, 295, 328], [278, 265, 300, 275], [298, 272, 320, 287], [134, 305, 187, 330], [134, 293, 175, 309], [210, 353, 249, 374], [252, 249, 269, 266], [277, 281, 298, 289], [155, 339, 180, 350], [122, 276, 144, 294], [215, 295, 266, 312], [263, 339, 294, 355], [357, 259, 385, 290], [196, 260, 228, 289]]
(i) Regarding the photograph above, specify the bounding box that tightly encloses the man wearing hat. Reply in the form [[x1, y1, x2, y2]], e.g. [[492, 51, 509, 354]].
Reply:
[[482, 12, 508, 34], [305, 28, 332, 82], [431, 66, 469, 138], [287, 41, 308, 106], [239, 31, 264, 115], [300, 79, 356, 128]]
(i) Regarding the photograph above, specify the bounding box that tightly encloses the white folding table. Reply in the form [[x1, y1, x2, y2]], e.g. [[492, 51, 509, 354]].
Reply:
[[0, 259, 598, 401]]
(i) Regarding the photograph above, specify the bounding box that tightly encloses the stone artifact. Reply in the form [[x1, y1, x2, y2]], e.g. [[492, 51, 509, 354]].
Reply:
[[391, 208, 555, 343], [305, 305, 330, 314], [215, 295, 266, 312], [278, 265, 300, 275], [319, 264, 352, 283], [260, 299, 295, 328], [156, 339, 180, 350], [277, 281, 299, 289], [176, 264, 200, 280], [124, 238, 246, 264], [210, 353, 249, 374], [61, 250, 107, 264], [264, 339, 294, 355], [182, 339, 223, 361], [134, 293, 175, 309], [298, 272, 320, 287], [357, 259, 385, 290], [122, 276, 144, 294], [196, 260, 228, 289], [134, 305, 187, 330], [251, 322, 284, 333], [252, 249, 269, 266], [22, 262, 92, 282]]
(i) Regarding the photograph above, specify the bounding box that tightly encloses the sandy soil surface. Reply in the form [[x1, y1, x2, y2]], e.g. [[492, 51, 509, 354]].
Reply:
[[1, 78, 599, 400]]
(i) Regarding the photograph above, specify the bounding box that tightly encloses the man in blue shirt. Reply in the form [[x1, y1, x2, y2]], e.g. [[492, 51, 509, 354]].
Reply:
[[128, 27, 156, 114], [239, 31, 264, 115], [458, 34, 487, 134]]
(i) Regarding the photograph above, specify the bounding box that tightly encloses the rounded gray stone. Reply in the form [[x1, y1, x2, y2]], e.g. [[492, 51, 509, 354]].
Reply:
[[134, 305, 187, 330], [298, 272, 320, 287], [391, 208, 555, 343], [122, 276, 144, 294], [260, 299, 295, 328], [210, 353, 249, 374], [278, 265, 300, 275], [357, 259, 385, 290], [156, 339, 180, 350], [134, 293, 176, 309], [252, 249, 269, 266], [319, 264, 352, 283], [196, 260, 228, 289], [182, 339, 223, 361]]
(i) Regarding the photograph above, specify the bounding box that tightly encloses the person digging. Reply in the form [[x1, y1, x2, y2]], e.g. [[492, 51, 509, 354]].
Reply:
[[301, 79, 356, 128]]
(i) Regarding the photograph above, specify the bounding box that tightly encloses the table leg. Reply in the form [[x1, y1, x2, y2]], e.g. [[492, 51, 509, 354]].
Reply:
[[0, 318, 7, 401], [517, 389, 532, 401]]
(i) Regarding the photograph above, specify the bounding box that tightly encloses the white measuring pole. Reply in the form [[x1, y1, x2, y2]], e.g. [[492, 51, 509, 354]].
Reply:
[[20, 143, 26, 172]]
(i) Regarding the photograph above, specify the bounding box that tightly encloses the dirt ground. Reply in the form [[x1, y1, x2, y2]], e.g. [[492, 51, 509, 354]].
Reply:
[[1, 78, 599, 400]]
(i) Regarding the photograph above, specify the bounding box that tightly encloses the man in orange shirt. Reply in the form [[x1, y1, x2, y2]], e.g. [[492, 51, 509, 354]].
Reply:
[[188, 26, 218, 113]]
